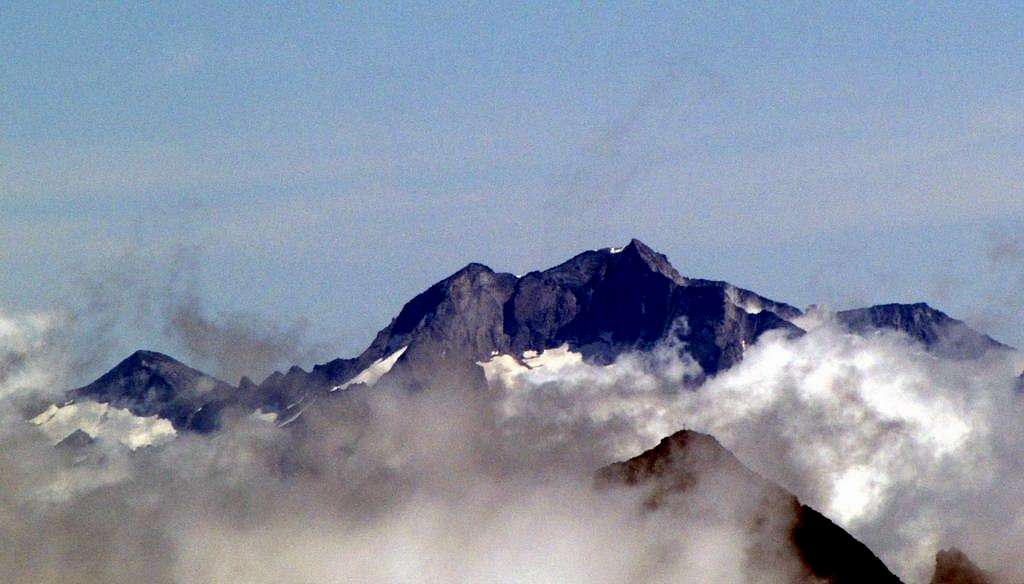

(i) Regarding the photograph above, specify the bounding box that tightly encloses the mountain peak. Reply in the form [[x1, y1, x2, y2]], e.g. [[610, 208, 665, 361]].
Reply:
[[623, 237, 653, 253], [597, 429, 751, 490], [68, 240, 1011, 441], [930, 548, 992, 584], [612, 238, 685, 283], [99, 350, 193, 382], [122, 349, 178, 365], [73, 349, 235, 431], [598, 428, 902, 584], [449, 262, 495, 278]]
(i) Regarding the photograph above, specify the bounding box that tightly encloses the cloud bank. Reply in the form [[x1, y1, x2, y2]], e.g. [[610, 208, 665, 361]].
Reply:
[[484, 321, 1024, 582], [1, 305, 1022, 583], [0, 308, 808, 584]]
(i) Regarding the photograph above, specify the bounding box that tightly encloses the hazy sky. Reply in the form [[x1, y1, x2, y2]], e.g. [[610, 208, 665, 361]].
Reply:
[[2, 3, 1022, 368]]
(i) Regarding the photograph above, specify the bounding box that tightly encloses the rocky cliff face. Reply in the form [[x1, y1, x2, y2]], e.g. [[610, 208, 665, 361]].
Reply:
[[254, 240, 1009, 410], [262, 239, 804, 406]]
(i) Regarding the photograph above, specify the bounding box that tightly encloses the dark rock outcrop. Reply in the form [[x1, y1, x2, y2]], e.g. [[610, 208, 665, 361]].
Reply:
[[504, 239, 803, 372], [930, 548, 993, 584], [55, 428, 95, 450], [598, 429, 903, 584]]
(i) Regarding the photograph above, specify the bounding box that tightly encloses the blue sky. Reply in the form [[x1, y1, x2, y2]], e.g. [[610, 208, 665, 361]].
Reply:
[[2, 2, 1022, 371]]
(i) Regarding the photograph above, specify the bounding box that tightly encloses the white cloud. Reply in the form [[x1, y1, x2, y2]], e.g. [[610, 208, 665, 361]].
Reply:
[[485, 322, 1023, 581]]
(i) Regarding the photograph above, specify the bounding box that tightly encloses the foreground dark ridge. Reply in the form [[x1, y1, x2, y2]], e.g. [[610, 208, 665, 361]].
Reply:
[[70, 238, 1014, 431], [598, 430, 903, 584]]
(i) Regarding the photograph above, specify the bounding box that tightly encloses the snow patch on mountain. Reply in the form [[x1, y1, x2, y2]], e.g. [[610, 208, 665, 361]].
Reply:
[[31, 401, 177, 450], [251, 408, 278, 423], [330, 346, 408, 392]]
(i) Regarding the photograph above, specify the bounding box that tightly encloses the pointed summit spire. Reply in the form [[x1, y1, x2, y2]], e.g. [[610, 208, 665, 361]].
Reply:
[[612, 238, 685, 284]]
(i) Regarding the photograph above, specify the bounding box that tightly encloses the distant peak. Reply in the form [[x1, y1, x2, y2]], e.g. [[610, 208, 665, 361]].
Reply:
[[103, 350, 222, 383], [873, 302, 935, 311], [625, 237, 651, 251], [451, 262, 494, 276], [437, 262, 500, 286], [931, 548, 993, 584], [656, 428, 723, 452], [128, 349, 170, 358], [841, 302, 958, 325], [122, 350, 179, 366]]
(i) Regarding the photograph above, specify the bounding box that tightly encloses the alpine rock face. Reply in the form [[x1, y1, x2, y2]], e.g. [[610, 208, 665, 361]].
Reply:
[[256, 238, 805, 409]]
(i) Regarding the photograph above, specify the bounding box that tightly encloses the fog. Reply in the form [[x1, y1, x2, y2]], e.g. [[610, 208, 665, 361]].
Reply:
[[0, 307, 811, 584], [485, 319, 1024, 582]]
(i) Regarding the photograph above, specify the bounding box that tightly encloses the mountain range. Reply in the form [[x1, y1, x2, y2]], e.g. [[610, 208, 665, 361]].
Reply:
[[67, 239, 1012, 434], [40, 239, 1017, 583]]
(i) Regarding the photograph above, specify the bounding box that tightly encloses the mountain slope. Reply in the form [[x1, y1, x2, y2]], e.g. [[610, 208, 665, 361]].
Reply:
[[45, 239, 1017, 581], [835, 303, 1008, 359], [70, 350, 236, 431], [598, 429, 903, 584]]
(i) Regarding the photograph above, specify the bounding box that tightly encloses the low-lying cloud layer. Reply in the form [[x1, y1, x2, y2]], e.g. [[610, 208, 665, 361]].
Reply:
[[484, 322, 1024, 583], [0, 307, 810, 584], [1, 305, 1021, 583]]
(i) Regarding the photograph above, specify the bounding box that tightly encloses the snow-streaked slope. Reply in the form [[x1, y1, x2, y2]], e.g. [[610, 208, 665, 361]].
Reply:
[[31, 401, 177, 450], [251, 408, 278, 423], [330, 346, 408, 392]]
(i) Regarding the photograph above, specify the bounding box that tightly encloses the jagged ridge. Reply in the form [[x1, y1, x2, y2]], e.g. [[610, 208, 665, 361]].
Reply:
[[70, 239, 1015, 427]]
